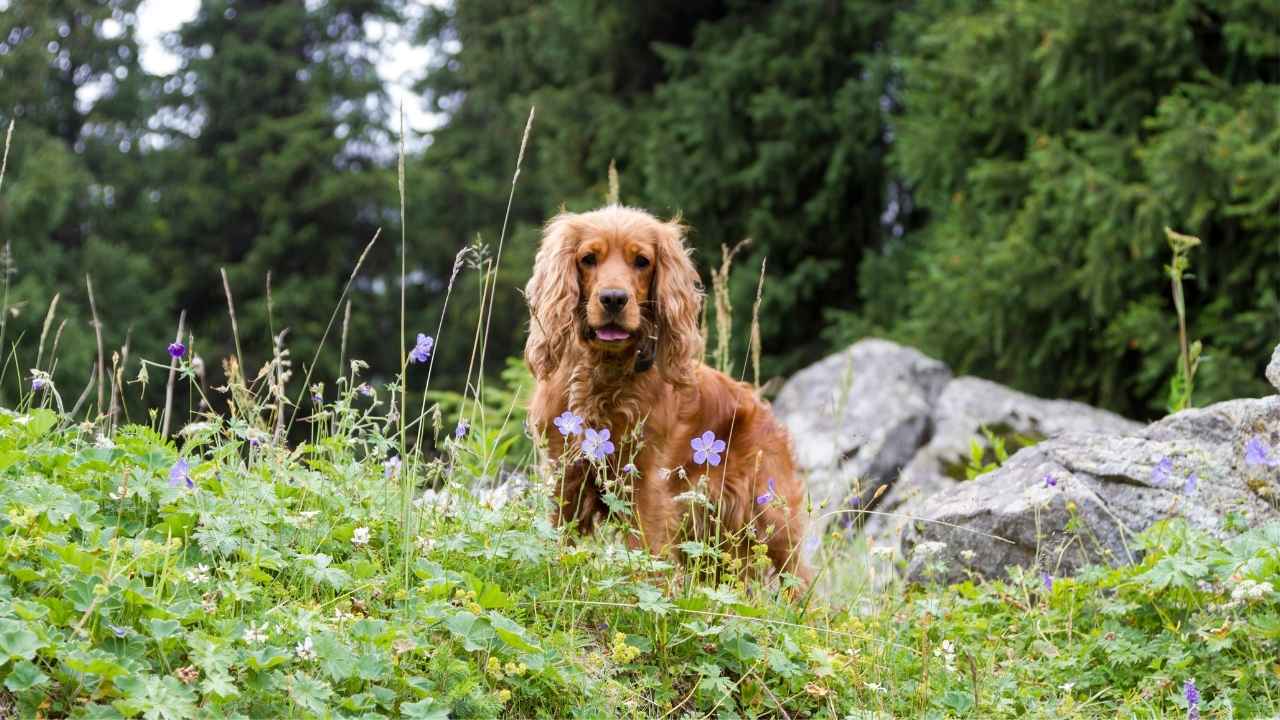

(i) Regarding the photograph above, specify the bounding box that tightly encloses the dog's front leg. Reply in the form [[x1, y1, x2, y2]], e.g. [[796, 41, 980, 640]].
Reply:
[[629, 466, 680, 558]]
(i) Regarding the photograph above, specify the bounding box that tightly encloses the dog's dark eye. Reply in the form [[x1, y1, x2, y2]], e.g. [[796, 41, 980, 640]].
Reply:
[[634, 256, 650, 269], [581, 253, 597, 267]]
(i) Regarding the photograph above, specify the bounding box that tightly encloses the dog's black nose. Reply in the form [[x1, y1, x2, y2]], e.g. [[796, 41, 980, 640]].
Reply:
[[599, 288, 629, 314]]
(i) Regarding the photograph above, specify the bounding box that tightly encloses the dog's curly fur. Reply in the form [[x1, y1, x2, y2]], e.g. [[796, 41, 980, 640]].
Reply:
[[524, 205, 812, 587]]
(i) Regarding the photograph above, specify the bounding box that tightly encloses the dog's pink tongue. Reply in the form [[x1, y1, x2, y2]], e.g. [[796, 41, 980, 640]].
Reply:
[[596, 327, 630, 341]]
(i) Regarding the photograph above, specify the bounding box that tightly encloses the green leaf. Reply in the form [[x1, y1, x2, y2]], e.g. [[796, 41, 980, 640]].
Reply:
[[401, 699, 451, 720], [287, 671, 333, 715], [313, 633, 356, 681], [244, 647, 291, 671], [4, 660, 49, 692], [444, 611, 494, 652], [0, 619, 43, 661], [476, 582, 512, 610], [940, 689, 974, 713], [147, 619, 182, 641], [490, 613, 540, 653]]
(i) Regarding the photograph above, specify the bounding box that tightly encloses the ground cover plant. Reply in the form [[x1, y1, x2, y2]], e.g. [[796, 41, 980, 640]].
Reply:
[[1, 354, 1279, 718]]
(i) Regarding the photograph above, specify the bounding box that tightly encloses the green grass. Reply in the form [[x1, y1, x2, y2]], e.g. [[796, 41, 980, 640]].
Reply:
[[0, 389, 1277, 719]]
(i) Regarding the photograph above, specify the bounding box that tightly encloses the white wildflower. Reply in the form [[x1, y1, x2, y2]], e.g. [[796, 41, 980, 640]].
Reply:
[[352, 527, 371, 546], [179, 422, 215, 436], [94, 434, 116, 450], [185, 564, 211, 583], [1230, 578, 1274, 604], [242, 623, 268, 644], [295, 636, 316, 661], [959, 549, 977, 563], [913, 541, 948, 559], [933, 639, 957, 672], [869, 545, 896, 560]]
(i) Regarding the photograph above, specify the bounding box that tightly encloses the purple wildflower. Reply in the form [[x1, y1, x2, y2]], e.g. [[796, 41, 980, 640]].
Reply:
[[755, 477, 777, 506], [581, 428, 615, 461], [1183, 472, 1198, 496], [31, 376, 46, 392], [455, 420, 469, 440], [553, 411, 585, 437], [107, 624, 129, 638], [356, 383, 374, 397], [1043, 474, 1057, 488], [1151, 457, 1174, 486], [1245, 437, 1279, 467], [408, 334, 434, 364], [384, 456, 401, 479], [1184, 678, 1199, 720], [691, 431, 727, 467], [168, 341, 185, 359], [168, 459, 194, 490], [622, 463, 638, 475], [1042, 572, 1053, 592]]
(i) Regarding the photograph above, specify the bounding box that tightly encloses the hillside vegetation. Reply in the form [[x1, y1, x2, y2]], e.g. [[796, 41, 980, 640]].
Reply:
[[0, 389, 1276, 718]]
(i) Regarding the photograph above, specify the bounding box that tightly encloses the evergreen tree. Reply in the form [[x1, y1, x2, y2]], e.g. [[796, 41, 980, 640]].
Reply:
[[850, 0, 1280, 417], [0, 0, 170, 409], [410, 0, 897, 384], [157, 0, 401, 390]]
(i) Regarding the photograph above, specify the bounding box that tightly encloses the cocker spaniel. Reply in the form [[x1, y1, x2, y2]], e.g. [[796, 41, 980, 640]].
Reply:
[[524, 205, 812, 588]]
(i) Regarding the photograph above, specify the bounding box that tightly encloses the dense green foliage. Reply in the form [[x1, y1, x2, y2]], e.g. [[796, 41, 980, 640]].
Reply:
[[0, 390, 1277, 717], [2, 0, 1278, 431], [850, 0, 1280, 416]]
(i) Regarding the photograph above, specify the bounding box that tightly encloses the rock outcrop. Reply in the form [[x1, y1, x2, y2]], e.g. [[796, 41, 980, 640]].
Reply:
[[903, 396, 1280, 583], [774, 338, 1280, 584], [772, 339, 951, 529]]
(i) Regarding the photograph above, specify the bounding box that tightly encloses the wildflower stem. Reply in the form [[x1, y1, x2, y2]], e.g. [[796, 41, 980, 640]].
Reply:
[[68, 361, 96, 419], [85, 275, 105, 419], [282, 229, 379, 437], [338, 298, 351, 382], [220, 268, 244, 376], [161, 310, 186, 437], [474, 106, 534, 415], [35, 292, 59, 373]]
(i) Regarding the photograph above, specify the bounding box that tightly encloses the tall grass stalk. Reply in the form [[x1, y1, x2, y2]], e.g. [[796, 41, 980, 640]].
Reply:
[[85, 275, 105, 418], [220, 268, 244, 375], [0, 119, 14, 372], [397, 104, 408, 464], [281, 229, 379, 437], [750, 259, 765, 388], [1164, 227, 1202, 413], [411, 246, 471, 452], [472, 107, 534, 418], [35, 293, 59, 373], [161, 310, 186, 436]]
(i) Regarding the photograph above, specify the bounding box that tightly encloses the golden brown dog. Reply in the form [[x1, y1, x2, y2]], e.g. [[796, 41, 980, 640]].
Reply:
[[524, 205, 812, 587]]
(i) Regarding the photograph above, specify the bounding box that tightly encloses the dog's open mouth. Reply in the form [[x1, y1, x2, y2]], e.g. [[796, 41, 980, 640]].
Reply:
[[592, 325, 632, 342]]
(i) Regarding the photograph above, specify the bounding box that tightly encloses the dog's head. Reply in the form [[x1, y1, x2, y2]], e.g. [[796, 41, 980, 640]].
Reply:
[[524, 205, 703, 386]]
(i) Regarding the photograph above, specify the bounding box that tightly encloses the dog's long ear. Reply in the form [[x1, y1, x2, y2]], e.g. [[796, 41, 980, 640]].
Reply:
[[524, 213, 581, 380], [653, 218, 704, 386]]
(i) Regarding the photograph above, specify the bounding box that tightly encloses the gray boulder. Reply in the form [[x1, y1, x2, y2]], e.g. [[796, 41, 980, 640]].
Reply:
[[864, 377, 1141, 548], [904, 396, 1280, 583], [772, 339, 950, 538], [1268, 342, 1280, 392]]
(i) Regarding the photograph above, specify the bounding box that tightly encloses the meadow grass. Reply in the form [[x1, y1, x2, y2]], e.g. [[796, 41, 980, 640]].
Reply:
[[0, 118, 1277, 720], [0, 396, 1278, 718]]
